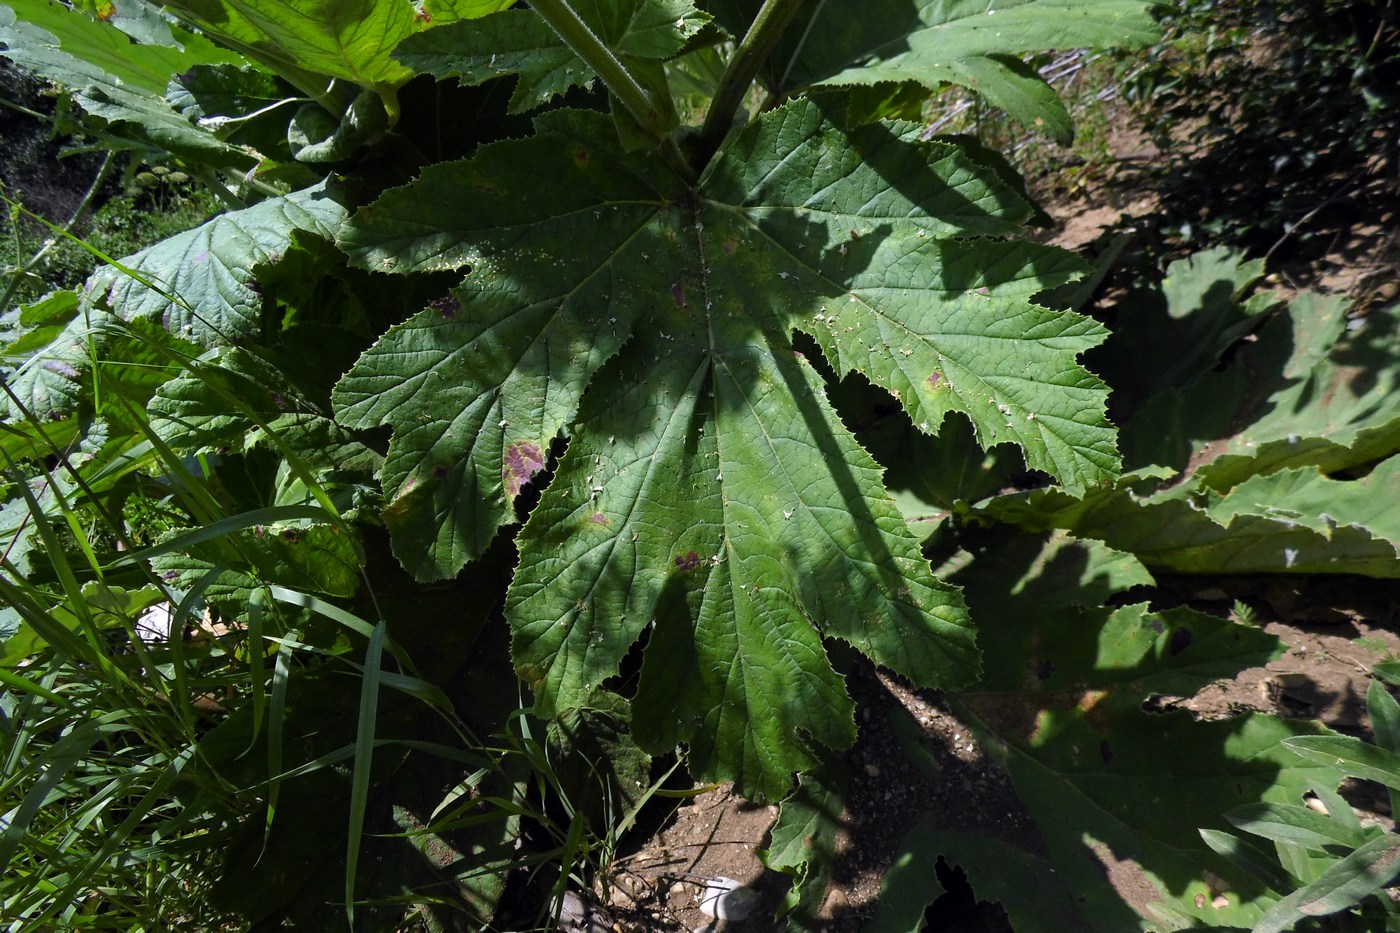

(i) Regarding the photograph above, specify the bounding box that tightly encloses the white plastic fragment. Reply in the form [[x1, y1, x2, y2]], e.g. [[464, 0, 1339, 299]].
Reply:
[[697, 876, 759, 921], [136, 603, 174, 644]]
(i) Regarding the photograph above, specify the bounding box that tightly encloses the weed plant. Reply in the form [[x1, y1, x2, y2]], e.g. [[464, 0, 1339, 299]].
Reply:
[[5, 2, 1400, 931]]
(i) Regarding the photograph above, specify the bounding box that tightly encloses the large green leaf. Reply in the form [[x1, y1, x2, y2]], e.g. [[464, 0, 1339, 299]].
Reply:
[[335, 101, 1118, 794], [160, 0, 495, 100], [0, 1, 254, 166], [0, 0, 243, 95], [1094, 246, 1276, 433], [1124, 291, 1400, 488], [393, 0, 709, 114], [85, 180, 350, 346], [1, 305, 95, 422], [708, 0, 1158, 137], [962, 469, 1400, 578], [927, 529, 1343, 930]]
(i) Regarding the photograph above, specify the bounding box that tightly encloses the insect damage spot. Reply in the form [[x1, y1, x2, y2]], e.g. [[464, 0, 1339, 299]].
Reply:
[[674, 550, 701, 571], [42, 360, 80, 379], [428, 294, 462, 320], [502, 441, 546, 498]]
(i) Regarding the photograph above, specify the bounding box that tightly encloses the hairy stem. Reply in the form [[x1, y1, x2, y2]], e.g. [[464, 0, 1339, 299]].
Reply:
[[694, 0, 807, 170], [530, 0, 698, 185]]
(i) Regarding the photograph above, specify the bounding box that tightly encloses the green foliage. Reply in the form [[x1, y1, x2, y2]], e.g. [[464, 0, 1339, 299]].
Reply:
[[1195, 681, 1400, 932], [959, 252, 1400, 582], [11, 1, 1389, 930], [708, 0, 1160, 138]]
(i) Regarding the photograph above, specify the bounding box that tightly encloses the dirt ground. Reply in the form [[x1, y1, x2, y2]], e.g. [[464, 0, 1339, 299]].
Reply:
[[580, 68, 1400, 932]]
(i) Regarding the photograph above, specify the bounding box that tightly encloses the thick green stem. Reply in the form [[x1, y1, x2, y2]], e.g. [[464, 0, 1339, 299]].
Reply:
[[530, 0, 698, 184], [530, 0, 658, 132], [694, 0, 807, 170]]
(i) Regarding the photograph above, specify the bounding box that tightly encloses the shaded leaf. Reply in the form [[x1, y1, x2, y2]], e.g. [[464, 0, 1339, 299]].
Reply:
[[148, 347, 321, 453], [708, 0, 1157, 134], [932, 529, 1338, 930], [765, 764, 846, 930], [393, 0, 709, 114], [86, 179, 350, 345], [1128, 292, 1400, 488], [151, 519, 362, 602], [871, 824, 1087, 933], [961, 476, 1400, 578], [335, 100, 1120, 794]]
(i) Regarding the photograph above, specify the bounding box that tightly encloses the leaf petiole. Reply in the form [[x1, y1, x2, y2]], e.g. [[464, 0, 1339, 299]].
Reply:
[[530, 0, 698, 184], [694, 0, 808, 168]]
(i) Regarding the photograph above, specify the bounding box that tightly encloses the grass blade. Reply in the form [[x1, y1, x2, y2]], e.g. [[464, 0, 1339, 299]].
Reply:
[[345, 619, 386, 929]]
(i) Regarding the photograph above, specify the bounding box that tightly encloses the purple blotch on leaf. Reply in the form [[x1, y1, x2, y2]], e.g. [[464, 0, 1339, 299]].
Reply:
[[429, 295, 462, 320], [502, 441, 546, 498], [588, 512, 610, 526], [193, 250, 209, 263], [42, 360, 80, 379], [674, 550, 702, 571], [671, 282, 686, 308], [432, 465, 449, 480], [926, 372, 942, 388]]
